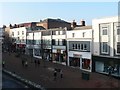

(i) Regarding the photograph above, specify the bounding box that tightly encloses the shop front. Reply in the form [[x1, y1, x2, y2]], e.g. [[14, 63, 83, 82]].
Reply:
[[52, 49, 67, 65], [92, 55, 120, 77], [43, 49, 52, 61], [68, 51, 92, 72]]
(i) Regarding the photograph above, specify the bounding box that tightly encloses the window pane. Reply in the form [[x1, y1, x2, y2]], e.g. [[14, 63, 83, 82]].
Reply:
[[102, 42, 108, 53], [102, 29, 107, 35], [117, 29, 120, 35], [81, 44, 83, 50]]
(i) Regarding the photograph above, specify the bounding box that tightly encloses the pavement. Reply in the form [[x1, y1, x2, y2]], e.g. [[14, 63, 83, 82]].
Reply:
[[2, 52, 120, 89]]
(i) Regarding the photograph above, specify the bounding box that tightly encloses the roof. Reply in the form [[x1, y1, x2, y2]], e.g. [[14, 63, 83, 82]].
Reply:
[[39, 18, 71, 24], [73, 25, 92, 30]]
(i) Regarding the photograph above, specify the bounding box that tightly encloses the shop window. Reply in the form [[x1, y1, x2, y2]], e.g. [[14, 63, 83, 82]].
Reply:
[[103, 63, 119, 75], [52, 39, 55, 45], [82, 58, 90, 70], [34, 49, 41, 56], [62, 39, 66, 46]]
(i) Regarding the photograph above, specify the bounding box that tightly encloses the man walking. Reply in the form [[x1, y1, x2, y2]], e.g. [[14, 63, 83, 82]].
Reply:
[[54, 69, 57, 80], [60, 69, 63, 78]]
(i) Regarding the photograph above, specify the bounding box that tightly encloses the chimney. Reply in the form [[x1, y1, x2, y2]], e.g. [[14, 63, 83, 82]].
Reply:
[[71, 20, 77, 28], [81, 19, 85, 26]]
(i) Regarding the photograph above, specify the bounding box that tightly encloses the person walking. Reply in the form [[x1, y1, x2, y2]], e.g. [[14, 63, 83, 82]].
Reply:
[[60, 69, 63, 78], [25, 61, 28, 67], [22, 59, 25, 67], [54, 69, 57, 80], [2, 60, 5, 68]]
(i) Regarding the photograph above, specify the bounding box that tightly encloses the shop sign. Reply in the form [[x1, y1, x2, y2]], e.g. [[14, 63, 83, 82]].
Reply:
[[73, 54, 81, 58]]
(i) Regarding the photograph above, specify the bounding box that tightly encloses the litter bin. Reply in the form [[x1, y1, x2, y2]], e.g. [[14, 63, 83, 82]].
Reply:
[[82, 72, 90, 80]]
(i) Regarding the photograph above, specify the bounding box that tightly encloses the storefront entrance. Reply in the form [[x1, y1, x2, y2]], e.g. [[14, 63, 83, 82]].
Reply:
[[69, 57, 80, 67]]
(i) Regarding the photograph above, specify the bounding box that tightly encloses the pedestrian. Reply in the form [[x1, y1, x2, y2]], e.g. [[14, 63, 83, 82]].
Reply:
[[108, 66, 112, 76], [25, 61, 28, 67], [2, 60, 5, 68], [60, 69, 63, 78], [54, 69, 57, 80], [37, 60, 40, 66], [22, 59, 25, 67]]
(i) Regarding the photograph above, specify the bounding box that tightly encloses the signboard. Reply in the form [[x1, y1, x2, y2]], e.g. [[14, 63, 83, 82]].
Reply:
[[73, 54, 81, 58]]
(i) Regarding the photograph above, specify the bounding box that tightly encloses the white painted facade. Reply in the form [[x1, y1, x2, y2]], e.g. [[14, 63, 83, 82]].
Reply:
[[10, 27, 26, 44], [92, 16, 120, 57], [33, 31, 42, 59], [67, 28, 93, 72], [92, 16, 120, 76]]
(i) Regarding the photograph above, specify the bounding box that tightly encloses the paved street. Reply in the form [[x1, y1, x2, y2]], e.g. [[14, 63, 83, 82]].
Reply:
[[2, 52, 120, 88], [2, 72, 29, 89]]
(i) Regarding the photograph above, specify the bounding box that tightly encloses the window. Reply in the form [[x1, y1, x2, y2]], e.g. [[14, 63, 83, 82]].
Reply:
[[75, 44, 77, 49], [18, 31, 19, 35], [101, 42, 108, 53], [72, 44, 75, 49], [117, 29, 120, 35], [22, 31, 24, 35], [34, 49, 41, 56], [82, 32, 85, 37], [52, 39, 55, 45], [22, 37, 24, 42], [102, 29, 107, 35], [62, 30, 66, 35], [101, 26, 108, 35], [72, 33, 75, 37], [82, 58, 90, 70], [58, 39, 59, 45], [78, 44, 80, 49], [84, 44, 87, 50], [117, 42, 120, 54], [58, 31, 60, 35], [62, 39, 66, 46], [52, 31, 56, 35], [80, 44, 83, 50], [12, 32, 14, 36], [18, 37, 20, 41]]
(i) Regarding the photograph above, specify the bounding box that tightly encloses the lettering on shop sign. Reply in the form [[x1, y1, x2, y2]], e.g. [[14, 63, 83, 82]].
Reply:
[[73, 54, 81, 58]]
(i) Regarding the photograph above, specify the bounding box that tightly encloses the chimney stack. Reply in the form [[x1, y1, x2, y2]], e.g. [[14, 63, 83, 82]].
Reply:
[[81, 19, 85, 26], [71, 20, 77, 28]]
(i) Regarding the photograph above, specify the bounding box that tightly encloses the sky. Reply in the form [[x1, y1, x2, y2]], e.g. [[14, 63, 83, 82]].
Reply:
[[0, 2, 118, 27]]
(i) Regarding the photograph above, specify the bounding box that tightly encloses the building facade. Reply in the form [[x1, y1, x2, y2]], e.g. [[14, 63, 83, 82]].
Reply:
[[67, 26, 93, 72], [92, 16, 120, 77], [37, 18, 71, 30], [52, 28, 67, 65]]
